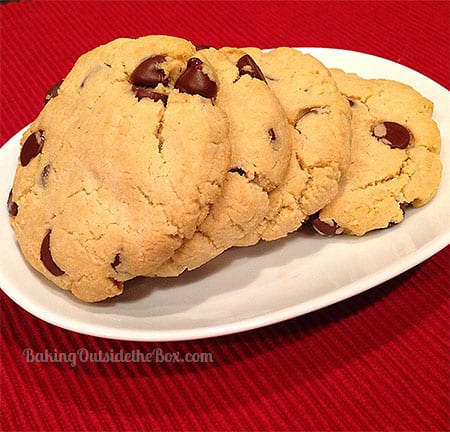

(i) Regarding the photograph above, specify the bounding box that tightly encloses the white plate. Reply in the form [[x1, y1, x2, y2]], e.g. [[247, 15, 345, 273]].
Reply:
[[1, 48, 449, 341]]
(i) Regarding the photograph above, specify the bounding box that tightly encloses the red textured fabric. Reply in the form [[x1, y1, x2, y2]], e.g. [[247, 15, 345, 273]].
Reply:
[[0, 1, 449, 431]]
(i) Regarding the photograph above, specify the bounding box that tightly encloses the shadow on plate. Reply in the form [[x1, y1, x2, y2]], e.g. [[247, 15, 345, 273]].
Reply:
[[90, 226, 329, 315]]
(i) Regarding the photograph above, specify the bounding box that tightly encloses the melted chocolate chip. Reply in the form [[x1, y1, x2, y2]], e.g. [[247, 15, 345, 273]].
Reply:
[[130, 56, 168, 88], [44, 80, 63, 104], [20, 131, 44, 167], [111, 253, 121, 270], [7, 189, 18, 217], [41, 164, 50, 187], [133, 87, 168, 105], [372, 122, 410, 149], [174, 58, 217, 98], [237, 55, 266, 83], [268, 128, 276, 141], [310, 214, 340, 236], [229, 167, 246, 176], [40, 231, 64, 276]]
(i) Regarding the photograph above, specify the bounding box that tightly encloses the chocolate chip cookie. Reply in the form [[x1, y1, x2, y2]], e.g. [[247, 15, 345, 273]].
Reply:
[[221, 47, 352, 243], [8, 35, 231, 301], [8, 36, 443, 302], [155, 48, 292, 276], [311, 69, 442, 236]]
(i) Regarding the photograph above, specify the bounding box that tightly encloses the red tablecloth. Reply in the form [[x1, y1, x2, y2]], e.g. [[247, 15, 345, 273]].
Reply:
[[1, 1, 449, 431]]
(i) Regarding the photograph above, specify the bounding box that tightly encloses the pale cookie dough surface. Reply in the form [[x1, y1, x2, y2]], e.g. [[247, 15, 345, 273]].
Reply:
[[9, 35, 231, 301], [155, 48, 292, 276], [221, 47, 352, 243], [313, 69, 442, 236]]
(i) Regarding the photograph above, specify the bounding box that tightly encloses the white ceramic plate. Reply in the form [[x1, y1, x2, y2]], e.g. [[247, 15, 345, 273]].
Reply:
[[1, 48, 449, 341]]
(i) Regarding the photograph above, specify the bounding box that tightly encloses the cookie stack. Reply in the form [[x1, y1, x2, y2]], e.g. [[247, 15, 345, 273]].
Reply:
[[7, 35, 442, 302]]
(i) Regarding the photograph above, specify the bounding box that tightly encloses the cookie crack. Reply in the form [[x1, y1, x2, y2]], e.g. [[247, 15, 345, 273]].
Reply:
[[354, 166, 405, 191], [133, 184, 183, 241], [198, 228, 223, 251], [66, 187, 92, 200], [358, 89, 383, 106], [156, 118, 165, 153], [153, 100, 167, 153]]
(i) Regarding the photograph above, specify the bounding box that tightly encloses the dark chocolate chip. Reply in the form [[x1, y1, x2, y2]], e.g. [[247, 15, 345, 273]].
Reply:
[[20, 131, 44, 167], [130, 56, 168, 88], [268, 128, 276, 141], [372, 122, 410, 149], [40, 231, 64, 276], [399, 202, 408, 215], [195, 44, 211, 51], [229, 167, 246, 176], [310, 214, 340, 236], [133, 86, 168, 105], [389, 202, 409, 227], [237, 54, 266, 83], [111, 253, 121, 270], [175, 58, 217, 98], [44, 80, 63, 104], [40, 164, 50, 187], [7, 189, 18, 217], [112, 279, 124, 291], [346, 97, 356, 107]]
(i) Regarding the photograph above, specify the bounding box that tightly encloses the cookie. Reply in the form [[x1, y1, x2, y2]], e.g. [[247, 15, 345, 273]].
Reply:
[[221, 47, 352, 243], [8, 35, 231, 301], [154, 48, 293, 276], [310, 69, 442, 236]]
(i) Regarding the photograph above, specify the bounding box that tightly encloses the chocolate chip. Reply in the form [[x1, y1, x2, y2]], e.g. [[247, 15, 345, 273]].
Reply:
[[130, 56, 168, 88], [112, 279, 124, 291], [44, 80, 63, 104], [7, 189, 18, 217], [310, 214, 341, 236], [399, 202, 408, 215], [268, 128, 276, 141], [195, 45, 211, 51], [372, 122, 410, 149], [20, 131, 44, 167], [388, 202, 409, 227], [346, 97, 356, 107], [133, 86, 168, 105], [40, 164, 50, 187], [40, 231, 64, 276], [111, 253, 121, 270], [229, 167, 246, 176], [237, 55, 266, 83], [175, 58, 217, 99]]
